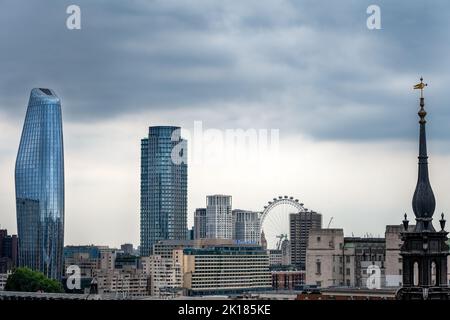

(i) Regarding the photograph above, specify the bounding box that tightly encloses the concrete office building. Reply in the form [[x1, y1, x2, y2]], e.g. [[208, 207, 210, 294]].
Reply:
[[182, 245, 271, 296]]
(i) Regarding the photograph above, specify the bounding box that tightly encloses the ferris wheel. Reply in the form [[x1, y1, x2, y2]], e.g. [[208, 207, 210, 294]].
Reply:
[[259, 195, 310, 249]]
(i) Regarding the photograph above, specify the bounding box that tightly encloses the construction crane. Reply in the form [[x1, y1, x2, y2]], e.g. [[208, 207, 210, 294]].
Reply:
[[275, 234, 288, 250], [327, 217, 334, 228]]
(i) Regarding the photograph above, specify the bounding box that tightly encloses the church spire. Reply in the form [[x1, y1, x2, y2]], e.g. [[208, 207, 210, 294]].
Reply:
[[412, 77, 436, 232]]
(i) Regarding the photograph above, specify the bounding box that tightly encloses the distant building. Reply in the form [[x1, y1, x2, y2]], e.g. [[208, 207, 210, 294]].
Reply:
[[206, 195, 232, 239], [0, 272, 10, 291], [0, 230, 18, 273], [384, 224, 415, 287], [120, 243, 134, 255], [142, 249, 183, 297], [260, 230, 268, 250], [183, 245, 271, 296], [193, 208, 207, 239], [15, 88, 65, 279], [343, 237, 385, 288], [153, 240, 193, 259], [268, 249, 283, 266], [305, 228, 344, 288], [114, 254, 140, 270], [232, 209, 260, 244], [272, 270, 305, 290], [140, 126, 188, 256], [306, 228, 389, 289], [188, 228, 194, 240], [290, 211, 322, 270], [63, 245, 102, 278], [95, 269, 149, 297], [280, 239, 291, 266]]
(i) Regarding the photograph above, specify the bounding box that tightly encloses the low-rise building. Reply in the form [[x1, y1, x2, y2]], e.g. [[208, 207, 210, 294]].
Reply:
[[182, 245, 271, 296], [142, 249, 183, 297], [305, 228, 344, 288], [0, 272, 10, 291], [95, 269, 149, 297], [272, 270, 305, 290]]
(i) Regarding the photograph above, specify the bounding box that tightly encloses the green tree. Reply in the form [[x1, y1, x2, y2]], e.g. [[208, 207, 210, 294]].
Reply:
[[4, 267, 64, 293]]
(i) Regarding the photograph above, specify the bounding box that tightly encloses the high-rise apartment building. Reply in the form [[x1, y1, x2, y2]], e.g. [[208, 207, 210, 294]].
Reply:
[[140, 126, 187, 256], [232, 209, 260, 244], [206, 195, 232, 239], [290, 210, 322, 270], [193, 208, 207, 239], [15, 88, 64, 279]]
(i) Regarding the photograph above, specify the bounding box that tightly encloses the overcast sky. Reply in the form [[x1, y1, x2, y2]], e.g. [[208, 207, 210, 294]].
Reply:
[[1, 0, 450, 248]]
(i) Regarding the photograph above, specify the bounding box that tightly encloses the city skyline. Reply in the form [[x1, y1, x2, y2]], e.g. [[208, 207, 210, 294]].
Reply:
[[2, 1, 450, 248]]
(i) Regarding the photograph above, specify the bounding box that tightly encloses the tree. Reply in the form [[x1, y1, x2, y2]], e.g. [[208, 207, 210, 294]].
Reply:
[[4, 267, 64, 293]]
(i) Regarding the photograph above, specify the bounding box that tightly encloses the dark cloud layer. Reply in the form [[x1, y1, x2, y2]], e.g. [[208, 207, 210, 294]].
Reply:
[[1, 0, 450, 141]]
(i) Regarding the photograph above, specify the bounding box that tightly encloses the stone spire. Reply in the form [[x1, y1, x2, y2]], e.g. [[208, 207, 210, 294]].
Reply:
[[412, 77, 436, 232]]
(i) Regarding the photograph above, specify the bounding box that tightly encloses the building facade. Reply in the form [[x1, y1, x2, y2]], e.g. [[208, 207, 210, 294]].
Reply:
[[232, 209, 260, 244], [142, 249, 183, 297], [384, 225, 415, 287], [140, 126, 187, 256], [95, 269, 149, 297], [272, 270, 305, 290], [206, 195, 232, 239], [290, 211, 322, 270], [305, 227, 411, 289], [120, 243, 134, 255], [15, 88, 65, 279], [182, 245, 271, 296], [193, 208, 207, 240], [305, 228, 344, 288]]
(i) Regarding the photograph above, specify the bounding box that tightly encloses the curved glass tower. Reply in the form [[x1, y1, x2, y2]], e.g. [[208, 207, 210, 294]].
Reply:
[[15, 88, 64, 279]]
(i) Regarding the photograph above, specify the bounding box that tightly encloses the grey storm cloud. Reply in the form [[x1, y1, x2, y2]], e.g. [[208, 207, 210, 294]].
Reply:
[[1, 0, 450, 141]]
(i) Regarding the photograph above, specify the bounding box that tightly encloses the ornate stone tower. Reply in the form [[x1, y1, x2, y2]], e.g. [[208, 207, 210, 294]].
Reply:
[[396, 78, 450, 300]]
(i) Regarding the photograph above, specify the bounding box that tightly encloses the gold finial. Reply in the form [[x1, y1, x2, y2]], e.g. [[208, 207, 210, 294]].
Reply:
[[413, 77, 428, 98]]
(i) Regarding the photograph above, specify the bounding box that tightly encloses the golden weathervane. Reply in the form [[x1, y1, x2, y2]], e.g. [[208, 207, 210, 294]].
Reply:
[[414, 77, 428, 98]]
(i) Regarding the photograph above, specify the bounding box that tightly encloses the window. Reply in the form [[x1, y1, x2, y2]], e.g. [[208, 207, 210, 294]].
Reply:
[[431, 261, 437, 286], [317, 236, 321, 242], [413, 262, 419, 286], [316, 261, 321, 275], [399, 269, 402, 275], [346, 279, 351, 287], [316, 281, 322, 287], [346, 256, 350, 263], [398, 258, 402, 263], [346, 268, 350, 276]]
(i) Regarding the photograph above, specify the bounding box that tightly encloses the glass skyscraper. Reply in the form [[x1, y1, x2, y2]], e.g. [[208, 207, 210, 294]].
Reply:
[[15, 88, 64, 279], [140, 126, 187, 256]]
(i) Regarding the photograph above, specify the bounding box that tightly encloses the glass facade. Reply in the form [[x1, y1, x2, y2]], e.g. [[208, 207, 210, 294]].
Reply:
[[15, 88, 64, 279], [140, 126, 187, 256]]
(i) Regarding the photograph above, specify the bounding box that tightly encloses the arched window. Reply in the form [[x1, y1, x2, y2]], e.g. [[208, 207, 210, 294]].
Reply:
[[413, 262, 419, 286], [431, 261, 437, 286]]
